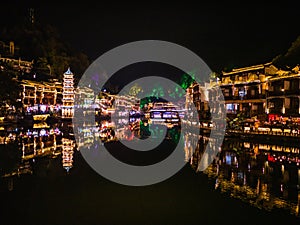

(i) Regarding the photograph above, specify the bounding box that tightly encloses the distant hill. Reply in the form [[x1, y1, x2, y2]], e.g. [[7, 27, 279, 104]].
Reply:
[[0, 12, 90, 82]]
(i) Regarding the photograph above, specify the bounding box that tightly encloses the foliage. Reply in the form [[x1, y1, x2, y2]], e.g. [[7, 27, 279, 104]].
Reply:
[[227, 113, 245, 130], [179, 72, 195, 90]]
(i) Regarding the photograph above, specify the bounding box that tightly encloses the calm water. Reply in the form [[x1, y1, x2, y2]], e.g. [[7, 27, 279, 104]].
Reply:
[[0, 119, 300, 224]]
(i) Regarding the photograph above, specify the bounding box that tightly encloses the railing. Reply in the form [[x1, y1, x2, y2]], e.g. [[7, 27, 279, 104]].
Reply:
[[227, 127, 300, 138]]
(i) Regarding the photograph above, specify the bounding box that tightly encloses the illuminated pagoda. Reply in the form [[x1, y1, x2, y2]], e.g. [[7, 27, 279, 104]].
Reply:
[[61, 138, 75, 172], [62, 67, 75, 118]]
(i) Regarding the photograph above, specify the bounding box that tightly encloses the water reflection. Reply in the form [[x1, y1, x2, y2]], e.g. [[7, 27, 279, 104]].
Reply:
[[62, 138, 75, 172], [0, 118, 181, 180], [0, 122, 65, 181], [196, 137, 300, 217], [0, 118, 299, 219]]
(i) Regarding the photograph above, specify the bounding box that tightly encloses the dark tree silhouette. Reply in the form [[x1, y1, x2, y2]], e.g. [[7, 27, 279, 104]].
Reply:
[[273, 35, 300, 69]]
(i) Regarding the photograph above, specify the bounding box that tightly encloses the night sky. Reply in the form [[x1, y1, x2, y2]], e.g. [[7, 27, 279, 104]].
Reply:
[[1, 2, 300, 72]]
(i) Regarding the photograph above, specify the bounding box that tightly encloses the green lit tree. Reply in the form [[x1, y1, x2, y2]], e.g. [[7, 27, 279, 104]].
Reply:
[[228, 113, 245, 130]]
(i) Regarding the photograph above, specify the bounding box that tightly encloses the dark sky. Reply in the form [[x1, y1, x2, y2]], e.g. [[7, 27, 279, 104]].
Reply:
[[1, 2, 299, 72]]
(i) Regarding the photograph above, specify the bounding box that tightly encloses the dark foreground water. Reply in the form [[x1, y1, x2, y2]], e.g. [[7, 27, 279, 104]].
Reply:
[[0, 151, 298, 225], [0, 121, 300, 225], [1, 148, 299, 224]]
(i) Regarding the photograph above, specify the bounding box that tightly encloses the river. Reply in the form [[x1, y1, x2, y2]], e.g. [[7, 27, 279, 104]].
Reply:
[[0, 118, 299, 225]]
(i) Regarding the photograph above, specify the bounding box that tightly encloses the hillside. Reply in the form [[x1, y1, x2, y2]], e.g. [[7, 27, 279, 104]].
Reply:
[[0, 12, 90, 81]]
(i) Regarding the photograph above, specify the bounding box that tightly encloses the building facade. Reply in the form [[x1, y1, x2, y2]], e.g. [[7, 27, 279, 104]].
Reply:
[[266, 66, 300, 121], [185, 63, 300, 124], [185, 81, 211, 121], [20, 79, 62, 113], [220, 63, 278, 120]]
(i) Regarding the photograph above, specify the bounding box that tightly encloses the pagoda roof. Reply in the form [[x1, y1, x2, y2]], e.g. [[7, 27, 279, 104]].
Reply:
[[222, 62, 272, 76], [64, 67, 73, 75]]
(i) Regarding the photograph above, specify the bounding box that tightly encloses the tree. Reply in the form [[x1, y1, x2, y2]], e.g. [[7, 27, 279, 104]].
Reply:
[[179, 72, 194, 90]]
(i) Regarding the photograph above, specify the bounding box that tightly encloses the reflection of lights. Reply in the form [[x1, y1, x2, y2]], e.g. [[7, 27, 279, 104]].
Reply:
[[151, 119, 165, 122], [54, 127, 61, 135], [215, 178, 219, 189], [162, 112, 172, 118], [231, 172, 235, 182], [40, 104, 47, 112], [62, 138, 75, 172], [204, 161, 299, 216], [225, 154, 231, 165], [166, 123, 175, 129], [153, 112, 161, 118], [129, 117, 137, 122], [40, 129, 46, 136], [33, 131, 38, 137]]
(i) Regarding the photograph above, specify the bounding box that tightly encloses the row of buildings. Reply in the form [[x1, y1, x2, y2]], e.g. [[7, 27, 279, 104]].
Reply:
[[18, 61, 300, 124], [2, 39, 299, 125], [15, 68, 140, 119], [186, 62, 300, 123]]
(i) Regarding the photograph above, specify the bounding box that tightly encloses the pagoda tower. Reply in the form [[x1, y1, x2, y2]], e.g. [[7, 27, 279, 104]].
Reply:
[[62, 67, 75, 118]]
